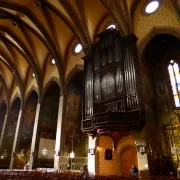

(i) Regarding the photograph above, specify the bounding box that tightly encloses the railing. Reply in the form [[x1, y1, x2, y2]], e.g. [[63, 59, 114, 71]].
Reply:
[[82, 108, 145, 131], [82, 93, 142, 131], [105, 98, 126, 112], [59, 156, 88, 171], [82, 118, 92, 129], [126, 94, 139, 110]]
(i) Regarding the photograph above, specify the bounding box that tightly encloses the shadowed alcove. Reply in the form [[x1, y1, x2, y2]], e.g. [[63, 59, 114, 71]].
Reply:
[[63, 71, 88, 169], [0, 97, 21, 168], [15, 90, 38, 168], [0, 103, 7, 136], [36, 82, 60, 168], [142, 34, 180, 175]]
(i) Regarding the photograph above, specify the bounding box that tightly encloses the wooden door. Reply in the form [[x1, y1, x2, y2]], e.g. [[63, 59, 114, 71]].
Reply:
[[120, 146, 138, 176]]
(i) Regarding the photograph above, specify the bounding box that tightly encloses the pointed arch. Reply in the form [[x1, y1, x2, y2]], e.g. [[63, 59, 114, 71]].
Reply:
[[9, 94, 21, 110], [0, 102, 7, 136], [65, 64, 83, 93], [0, 100, 7, 111], [43, 77, 60, 99], [25, 86, 39, 104], [138, 26, 180, 61]]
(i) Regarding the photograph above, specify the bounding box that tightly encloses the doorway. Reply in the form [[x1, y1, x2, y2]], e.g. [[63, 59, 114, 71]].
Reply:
[[120, 146, 138, 176]]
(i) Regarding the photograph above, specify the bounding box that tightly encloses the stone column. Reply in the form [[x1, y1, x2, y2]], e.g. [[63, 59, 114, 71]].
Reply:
[[10, 108, 24, 169], [54, 95, 64, 171], [0, 110, 9, 151], [29, 102, 41, 170], [136, 140, 149, 176], [88, 136, 97, 176]]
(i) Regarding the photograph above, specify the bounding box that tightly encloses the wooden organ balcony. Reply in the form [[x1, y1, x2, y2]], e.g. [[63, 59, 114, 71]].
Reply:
[[82, 29, 145, 136]]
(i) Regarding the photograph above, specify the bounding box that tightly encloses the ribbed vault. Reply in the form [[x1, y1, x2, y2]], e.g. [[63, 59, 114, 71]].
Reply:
[[0, 0, 178, 106]]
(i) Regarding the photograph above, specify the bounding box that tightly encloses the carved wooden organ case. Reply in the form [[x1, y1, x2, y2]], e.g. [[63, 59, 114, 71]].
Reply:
[[82, 29, 145, 136]]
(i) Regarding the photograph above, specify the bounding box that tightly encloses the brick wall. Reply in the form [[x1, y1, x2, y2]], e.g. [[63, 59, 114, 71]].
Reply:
[[98, 136, 118, 175], [97, 135, 137, 175], [134, 0, 180, 41]]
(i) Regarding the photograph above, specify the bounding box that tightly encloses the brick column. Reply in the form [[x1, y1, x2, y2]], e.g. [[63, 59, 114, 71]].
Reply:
[[54, 95, 64, 171], [0, 110, 9, 151], [10, 108, 24, 169], [29, 102, 41, 170], [88, 136, 97, 176]]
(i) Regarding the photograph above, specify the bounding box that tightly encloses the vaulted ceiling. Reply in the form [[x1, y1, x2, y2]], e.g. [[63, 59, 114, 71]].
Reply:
[[0, 0, 179, 104]]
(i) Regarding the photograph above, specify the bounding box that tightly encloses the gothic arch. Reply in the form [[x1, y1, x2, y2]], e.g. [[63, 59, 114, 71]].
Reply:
[[42, 77, 60, 99], [118, 144, 138, 175], [64, 64, 83, 94], [119, 143, 137, 154], [0, 100, 8, 110], [9, 94, 21, 110], [25, 86, 39, 104], [138, 26, 180, 61]]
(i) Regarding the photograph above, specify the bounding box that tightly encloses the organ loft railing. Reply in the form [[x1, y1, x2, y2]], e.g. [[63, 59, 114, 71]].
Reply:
[[82, 29, 145, 135]]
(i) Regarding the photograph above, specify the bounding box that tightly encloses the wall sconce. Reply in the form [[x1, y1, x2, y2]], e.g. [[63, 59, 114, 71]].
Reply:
[[112, 142, 117, 151], [96, 146, 103, 151], [88, 148, 95, 155]]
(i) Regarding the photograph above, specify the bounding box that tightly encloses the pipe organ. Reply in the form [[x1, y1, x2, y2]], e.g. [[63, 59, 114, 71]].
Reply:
[[82, 29, 145, 136]]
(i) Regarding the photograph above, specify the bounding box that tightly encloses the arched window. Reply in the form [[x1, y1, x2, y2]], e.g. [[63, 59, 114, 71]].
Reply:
[[168, 60, 180, 107], [107, 24, 116, 29]]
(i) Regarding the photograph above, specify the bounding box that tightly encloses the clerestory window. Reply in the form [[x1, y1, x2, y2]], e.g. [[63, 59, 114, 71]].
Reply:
[[168, 60, 180, 108]]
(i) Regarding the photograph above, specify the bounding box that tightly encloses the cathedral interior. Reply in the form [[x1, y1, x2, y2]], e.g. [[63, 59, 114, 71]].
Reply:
[[0, 0, 179, 178]]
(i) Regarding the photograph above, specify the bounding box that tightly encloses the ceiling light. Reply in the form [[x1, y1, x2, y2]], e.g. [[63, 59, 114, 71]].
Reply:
[[51, 59, 55, 64], [74, 44, 82, 54], [145, 1, 159, 14], [107, 24, 116, 29]]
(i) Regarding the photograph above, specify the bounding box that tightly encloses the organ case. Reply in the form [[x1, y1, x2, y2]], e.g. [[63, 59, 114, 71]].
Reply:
[[82, 29, 145, 135]]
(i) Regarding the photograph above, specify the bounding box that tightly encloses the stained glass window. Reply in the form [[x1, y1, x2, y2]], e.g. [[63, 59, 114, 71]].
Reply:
[[168, 60, 180, 107]]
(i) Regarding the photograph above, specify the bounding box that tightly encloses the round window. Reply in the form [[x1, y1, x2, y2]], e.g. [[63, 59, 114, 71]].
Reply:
[[74, 43, 82, 54], [145, 1, 159, 14]]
